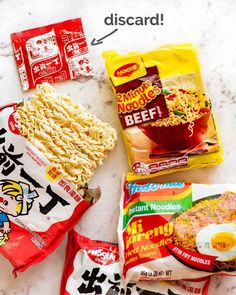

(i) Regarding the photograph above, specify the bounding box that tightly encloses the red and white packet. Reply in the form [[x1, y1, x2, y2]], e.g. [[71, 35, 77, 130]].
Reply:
[[61, 229, 210, 295], [11, 18, 93, 91], [0, 103, 98, 275]]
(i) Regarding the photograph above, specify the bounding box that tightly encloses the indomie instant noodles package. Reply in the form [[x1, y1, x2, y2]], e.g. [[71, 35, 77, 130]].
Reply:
[[119, 179, 236, 281], [103, 44, 223, 180], [61, 229, 210, 295], [11, 18, 93, 91], [0, 102, 99, 275]]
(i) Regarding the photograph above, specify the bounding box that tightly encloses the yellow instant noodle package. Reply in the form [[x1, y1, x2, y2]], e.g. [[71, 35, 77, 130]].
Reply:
[[103, 43, 223, 180]]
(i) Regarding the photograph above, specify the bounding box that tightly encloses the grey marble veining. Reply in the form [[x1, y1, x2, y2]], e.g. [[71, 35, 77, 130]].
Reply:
[[0, 0, 236, 294]]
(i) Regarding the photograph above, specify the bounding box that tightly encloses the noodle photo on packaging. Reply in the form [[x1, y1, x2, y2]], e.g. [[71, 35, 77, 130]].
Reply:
[[118, 179, 236, 282], [103, 43, 223, 180]]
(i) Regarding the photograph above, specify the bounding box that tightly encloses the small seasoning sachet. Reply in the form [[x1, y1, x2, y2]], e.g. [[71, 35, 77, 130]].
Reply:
[[11, 18, 93, 91]]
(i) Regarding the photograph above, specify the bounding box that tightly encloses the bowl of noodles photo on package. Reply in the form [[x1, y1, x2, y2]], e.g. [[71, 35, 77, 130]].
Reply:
[[103, 43, 223, 179], [139, 87, 211, 151], [169, 191, 236, 272]]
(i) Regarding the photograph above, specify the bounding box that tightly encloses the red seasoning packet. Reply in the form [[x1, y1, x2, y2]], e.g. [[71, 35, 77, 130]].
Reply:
[[11, 18, 93, 91]]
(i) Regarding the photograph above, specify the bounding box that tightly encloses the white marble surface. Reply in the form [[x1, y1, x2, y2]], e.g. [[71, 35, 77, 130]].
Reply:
[[0, 0, 236, 294]]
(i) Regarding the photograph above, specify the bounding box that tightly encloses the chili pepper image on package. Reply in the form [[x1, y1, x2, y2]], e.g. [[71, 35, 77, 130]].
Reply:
[[103, 43, 223, 180], [60, 229, 210, 295], [0, 102, 100, 275]]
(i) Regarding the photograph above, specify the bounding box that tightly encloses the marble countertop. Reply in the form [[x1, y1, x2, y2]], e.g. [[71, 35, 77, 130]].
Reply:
[[0, 0, 236, 294]]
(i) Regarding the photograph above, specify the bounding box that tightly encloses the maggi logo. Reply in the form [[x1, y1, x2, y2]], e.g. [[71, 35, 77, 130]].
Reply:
[[114, 63, 140, 77]]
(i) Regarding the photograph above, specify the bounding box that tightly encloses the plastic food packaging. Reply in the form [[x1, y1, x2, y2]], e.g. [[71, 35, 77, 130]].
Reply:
[[61, 229, 210, 295], [0, 101, 100, 275], [118, 178, 236, 281], [103, 44, 223, 181], [11, 18, 93, 91]]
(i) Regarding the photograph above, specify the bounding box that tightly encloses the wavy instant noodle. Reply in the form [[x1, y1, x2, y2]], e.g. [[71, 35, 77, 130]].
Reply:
[[17, 83, 117, 188]]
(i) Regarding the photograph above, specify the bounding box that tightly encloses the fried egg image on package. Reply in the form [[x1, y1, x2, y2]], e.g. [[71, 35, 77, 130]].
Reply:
[[196, 223, 236, 261]]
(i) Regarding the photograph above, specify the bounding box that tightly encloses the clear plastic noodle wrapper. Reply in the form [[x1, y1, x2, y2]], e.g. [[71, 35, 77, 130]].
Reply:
[[103, 44, 223, 180], [60, 229, 210, 295], [118, 178, 236, 282]]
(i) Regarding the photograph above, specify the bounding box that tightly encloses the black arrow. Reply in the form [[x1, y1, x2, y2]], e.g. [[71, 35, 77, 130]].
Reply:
[[91, 28, 118, 46]]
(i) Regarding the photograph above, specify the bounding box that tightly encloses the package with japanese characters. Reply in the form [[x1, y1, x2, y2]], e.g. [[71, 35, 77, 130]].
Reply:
[[61, 229, 210, 295], [0, 102, 100, 275], [11, 18, 93, 91]]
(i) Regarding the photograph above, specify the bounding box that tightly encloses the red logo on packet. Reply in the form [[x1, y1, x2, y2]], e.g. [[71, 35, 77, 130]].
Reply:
[[114, 63, 140, 77], [87, 247, 119, 266], [8, 110, 22, 135]]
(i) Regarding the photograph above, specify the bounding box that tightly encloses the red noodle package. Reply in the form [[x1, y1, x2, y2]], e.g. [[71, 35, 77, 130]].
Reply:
[[61, 229, 210, 295], [103, 44, 223, 181], [0, 103, 99, 275], [119, 179, 236, 282], [11, 18, 93, 91]]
